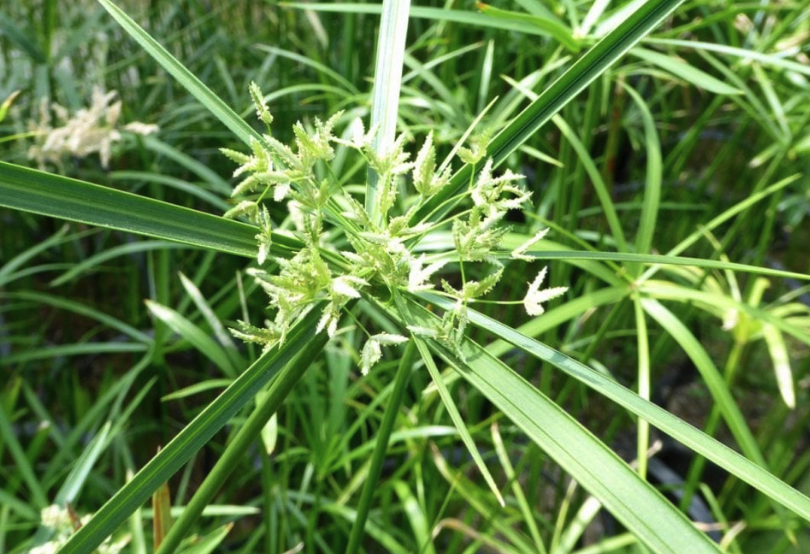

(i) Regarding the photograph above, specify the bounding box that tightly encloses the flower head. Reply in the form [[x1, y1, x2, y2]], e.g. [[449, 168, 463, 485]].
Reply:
[[222, 83, 571, 375]]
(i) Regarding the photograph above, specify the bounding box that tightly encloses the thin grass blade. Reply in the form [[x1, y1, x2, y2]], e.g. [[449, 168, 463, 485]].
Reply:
[[96, 0, 261, 146], [417, 293, 810, 523], [365, 0, 411, 224], [346, 341, 416, 554], [154, 333, 329, 554], [630, 47, 741, 95], [388, 299, 720, 554], [0, 403, 48, 509], [146, 300, 240, 378], [58, 308, 323, 554], [405, 325, 505, 507], [50, 241, 190, 287], [476, 3, 580, 52], [0, 163, 258, 258], [622, 81, 661, 276]]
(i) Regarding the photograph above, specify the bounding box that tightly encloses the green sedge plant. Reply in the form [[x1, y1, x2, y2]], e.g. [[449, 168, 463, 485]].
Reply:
[[1, 0, 810, 553]]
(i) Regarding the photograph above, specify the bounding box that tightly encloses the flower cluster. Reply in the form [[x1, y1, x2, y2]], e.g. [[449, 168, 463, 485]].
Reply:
[[224, 83, 567, 373], [28, 87, 158, 169]]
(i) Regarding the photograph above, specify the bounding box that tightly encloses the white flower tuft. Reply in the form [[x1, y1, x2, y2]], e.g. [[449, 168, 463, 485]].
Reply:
[[28, 87, 158, 169], [371, 333, 408, 345], [408, 255, 449, 292], [360, 339, 382, 376], [524, 266, 568, 316], [40, 505, 69, 528], [249, 81, 273, 126], [406, 325, 439, 338], [511, 228, 550, 261], [334, 117, 378, 150], [360, 333, 408, 375], [122, 122, 159, 135], [317, 309, 338, 337], [332, 276, 368, 298]]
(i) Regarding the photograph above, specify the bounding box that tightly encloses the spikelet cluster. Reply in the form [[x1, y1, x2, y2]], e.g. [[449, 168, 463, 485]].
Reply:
[[224, 83, 567, 373]]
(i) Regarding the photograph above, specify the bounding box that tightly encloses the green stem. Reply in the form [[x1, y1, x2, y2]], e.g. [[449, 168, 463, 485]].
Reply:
[[366, 0, 411, 225], [679, 339, 745, 511], [634, 298, 651, 480], [154, 335, 328, 554], [345, 341, 416, 554]]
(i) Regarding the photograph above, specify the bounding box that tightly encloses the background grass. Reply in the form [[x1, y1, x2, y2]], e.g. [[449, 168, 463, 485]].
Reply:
[[1, 0, 810, 552]]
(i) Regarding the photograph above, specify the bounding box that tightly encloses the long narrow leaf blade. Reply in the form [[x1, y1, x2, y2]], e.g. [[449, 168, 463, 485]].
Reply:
[[50, 241, 189, 287], [366, 0, 411, 223], [419, 293, 810, 523], [283, 3, 578, 41], [642, 298, 766, 467], [96, 0, 261, 146], [476, 2, 580, 52], [0, 402, 48, 508], [390, 300, 720, 554], [487, 0, 684, 164], [630, 47, 741, 95], [0, 162, 257, 257], [154, 333, 329, 554], [146, 300, 240, 378], [414, 0, 687, 222], [623, 83, 662, 261], [518, 250, 810, 282], [408, 331, 505, 506], [59, 309, 323, 554]]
